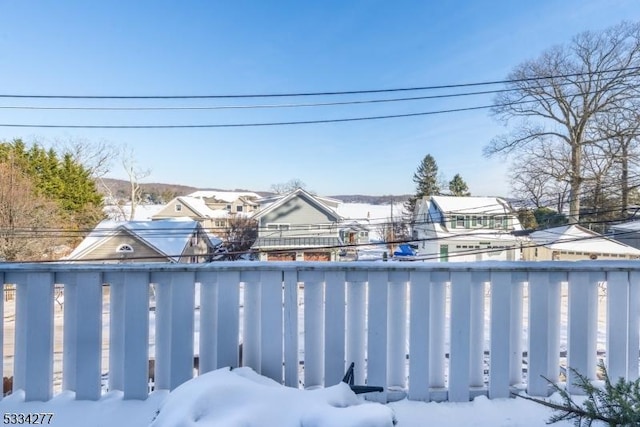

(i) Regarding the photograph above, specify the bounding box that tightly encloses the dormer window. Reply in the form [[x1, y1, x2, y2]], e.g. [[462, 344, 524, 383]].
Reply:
[[116, 244, 134, 254]]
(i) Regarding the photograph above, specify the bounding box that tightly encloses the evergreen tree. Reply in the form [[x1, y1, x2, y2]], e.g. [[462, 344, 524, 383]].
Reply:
[[448, 173, 471, 196], [0, 139, 105, 259], [405, 154, 441, 216]]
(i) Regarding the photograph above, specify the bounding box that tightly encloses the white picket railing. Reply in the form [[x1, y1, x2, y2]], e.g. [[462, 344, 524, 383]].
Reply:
[[2, 261, 639, 403]]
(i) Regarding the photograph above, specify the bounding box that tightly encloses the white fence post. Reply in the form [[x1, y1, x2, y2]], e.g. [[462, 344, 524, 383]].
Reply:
[[449, 271, 472, 402], [470, 271, 489, 390], [197, 271, 218, 374], [430, 271, 448, 392], [59, 271, 102, 400], [216, 271, 240, 369], [346, 271, 367, 385], [607, 271, 629, 381], [388, 271, 408, 394], [152, 271, 196, 391], [324, 270, 346, 386], [409, 270, 430, 401], [260, 270, 283, 383], [300, 271, 325, 389], [11, 272, 54, 401], [242, 271, 262, 373], [489, 270, 512, 398], [367, 270, 389, 403], [629, 271, 640, 380], [104, 271, 149, 400], [567, 271, 602, 394], [283, 270, 299, 387], [528, 271, 565, 396], [510, 272, 526, 386]]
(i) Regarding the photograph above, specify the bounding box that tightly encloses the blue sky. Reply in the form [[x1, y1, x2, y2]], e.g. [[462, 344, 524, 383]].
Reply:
[[0, 1, 639, 196]]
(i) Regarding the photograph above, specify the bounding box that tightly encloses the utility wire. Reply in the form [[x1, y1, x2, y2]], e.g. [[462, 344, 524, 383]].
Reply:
[[0, 66, 637, 99]]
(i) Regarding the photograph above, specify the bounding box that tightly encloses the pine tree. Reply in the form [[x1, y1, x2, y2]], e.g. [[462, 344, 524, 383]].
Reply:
[[448, 173, 471, 196], [518, 361, 640, 426], [405, 154, 441, 216]]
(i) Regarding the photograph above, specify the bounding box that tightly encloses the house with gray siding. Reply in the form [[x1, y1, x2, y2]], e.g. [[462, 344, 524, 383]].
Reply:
[[251, 188, 343, 261]]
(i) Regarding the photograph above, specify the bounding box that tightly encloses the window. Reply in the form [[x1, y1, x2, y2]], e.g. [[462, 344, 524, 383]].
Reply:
[[226, 204, 231, 211], [471, 216, 478, 227], [456, 216, 465, 228], [494, 216, 503, 228], [267, 223, 290, 231], [116, 244, 134, 254], [175, 204, 182, 212], [236, 206, 243, 212]]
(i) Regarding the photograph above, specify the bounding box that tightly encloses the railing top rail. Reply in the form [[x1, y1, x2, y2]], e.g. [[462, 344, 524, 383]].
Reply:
[[0, 260, 639, 274]]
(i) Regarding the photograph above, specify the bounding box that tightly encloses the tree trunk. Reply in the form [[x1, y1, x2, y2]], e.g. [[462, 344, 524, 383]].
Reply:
[[569, 144, 583, 224], [621, 142, 629, 216]]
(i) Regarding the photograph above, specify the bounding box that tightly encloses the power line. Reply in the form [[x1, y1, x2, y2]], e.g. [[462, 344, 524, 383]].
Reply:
[[0, 103, 500, 129], [0, 67, 638, 100]]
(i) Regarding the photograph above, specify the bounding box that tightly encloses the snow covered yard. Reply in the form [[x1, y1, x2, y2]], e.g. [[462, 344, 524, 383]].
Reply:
[[0, 367, 572, 427]]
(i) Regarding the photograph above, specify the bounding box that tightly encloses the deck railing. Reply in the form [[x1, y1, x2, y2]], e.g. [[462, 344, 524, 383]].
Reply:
[[2, 261, 639, 403]]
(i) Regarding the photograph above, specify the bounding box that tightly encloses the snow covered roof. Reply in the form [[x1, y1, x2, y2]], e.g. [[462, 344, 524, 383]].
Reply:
[[188, 190, 260, 202], [610, 220, 640, 232], [104, 203, 165, 221], [529, 225, 640, 255], [431, 196, 513, 215], [336, 202, 405, 224], [176, 196, 219, 218], [66, 219, 211, 262]]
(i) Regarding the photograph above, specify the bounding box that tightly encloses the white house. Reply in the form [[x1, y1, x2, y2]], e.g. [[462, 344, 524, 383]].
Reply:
[[523, 224, 640, 260], [412, 195, 522, 262]]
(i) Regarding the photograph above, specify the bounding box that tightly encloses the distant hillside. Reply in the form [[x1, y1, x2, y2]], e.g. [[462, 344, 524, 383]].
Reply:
[[98, 178, 409, 205], [330, 194, 411, 204], [98, 178, 199, 203]]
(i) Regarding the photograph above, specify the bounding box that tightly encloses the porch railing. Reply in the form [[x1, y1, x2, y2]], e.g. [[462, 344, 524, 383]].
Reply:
[[2, 261, 639, 403]]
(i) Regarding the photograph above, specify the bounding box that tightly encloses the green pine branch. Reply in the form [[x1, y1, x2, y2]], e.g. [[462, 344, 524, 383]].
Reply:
[[514, 361, 640, 426]]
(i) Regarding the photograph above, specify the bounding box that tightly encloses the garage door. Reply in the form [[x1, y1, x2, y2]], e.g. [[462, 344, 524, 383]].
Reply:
[[303, 251, 331, 261], [267, 252, 296, 261]]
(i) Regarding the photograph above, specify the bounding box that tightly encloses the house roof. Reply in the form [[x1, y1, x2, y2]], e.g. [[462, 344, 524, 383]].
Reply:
[[610, 220, 640, 232], [66, 219, 213, 262], [253, 236, 342, 249], [188, 190, 260, 202], [252, 188, 342, 221], [430, 196, 512, 215], [177, 197, 219, 218], [528, 225, 640, 256]]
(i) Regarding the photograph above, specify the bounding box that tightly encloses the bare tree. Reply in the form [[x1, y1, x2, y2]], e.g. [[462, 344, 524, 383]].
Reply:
[[509, 143, 571, 212], [122, 147, 151, 221], [56, 137, 116, 179], [486, 22, 640, 223], [270, 179, 307, 194], [219, 216, 258, 260], [0, 160, 62, 261]]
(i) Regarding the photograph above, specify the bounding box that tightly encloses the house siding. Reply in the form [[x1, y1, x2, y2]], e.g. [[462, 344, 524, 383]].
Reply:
[[259, 196, 339, 238], [74, 234, 168, 263]]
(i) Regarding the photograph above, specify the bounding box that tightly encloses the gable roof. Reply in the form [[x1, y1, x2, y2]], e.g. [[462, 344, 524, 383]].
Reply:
[[153, 196, 218, 219], [252, 188, 342, 221], [66, 219, 211, 262], [529, 225, 640, 256], [431, 196, 512, 215]]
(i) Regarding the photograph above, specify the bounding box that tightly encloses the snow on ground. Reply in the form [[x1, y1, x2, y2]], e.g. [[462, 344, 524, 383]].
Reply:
[[0, 368, 574, 427]]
